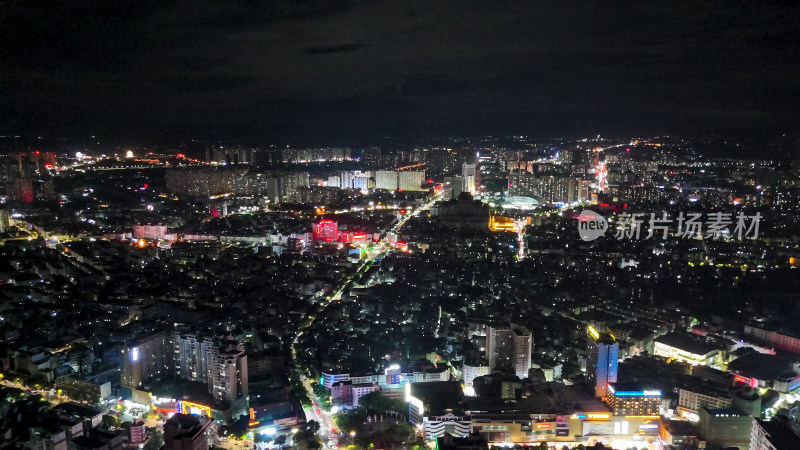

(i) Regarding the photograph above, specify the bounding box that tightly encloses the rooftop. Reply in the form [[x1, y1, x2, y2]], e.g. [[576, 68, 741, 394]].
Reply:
[[655, 332, 720, 356]]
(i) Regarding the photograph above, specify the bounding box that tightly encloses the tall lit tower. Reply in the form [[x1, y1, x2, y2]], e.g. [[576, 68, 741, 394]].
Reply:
[[462, 163, 477, 193], [586, 325, 618, 397]]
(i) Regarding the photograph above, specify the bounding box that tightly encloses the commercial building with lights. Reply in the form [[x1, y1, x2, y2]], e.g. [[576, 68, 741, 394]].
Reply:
[[469, 411, 661, 446], [652, 332, 722, 366], [407, 382, 469, 440], [604, 384, 662, 417], [586, 326, 618, 398], [312, 219, 339, 242]]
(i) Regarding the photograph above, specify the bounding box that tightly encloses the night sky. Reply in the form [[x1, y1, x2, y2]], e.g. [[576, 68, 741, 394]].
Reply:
[[2, 0, 799, 144]]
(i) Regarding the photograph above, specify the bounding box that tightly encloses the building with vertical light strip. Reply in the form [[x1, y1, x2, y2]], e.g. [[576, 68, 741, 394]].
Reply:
[[586, 325, 618, 397], [121, 330, 171, 389]]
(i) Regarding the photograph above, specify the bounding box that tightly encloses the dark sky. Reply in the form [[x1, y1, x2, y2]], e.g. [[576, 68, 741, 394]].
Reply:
[[1, 0, 799, 144]]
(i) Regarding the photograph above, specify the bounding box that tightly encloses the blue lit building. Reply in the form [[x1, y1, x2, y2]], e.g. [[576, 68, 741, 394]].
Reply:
[[586, 325, 618, 397]]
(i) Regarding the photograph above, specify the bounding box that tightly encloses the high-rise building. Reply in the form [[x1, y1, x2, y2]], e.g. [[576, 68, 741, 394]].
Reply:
[[171, 332, 249, 408], [0, 208, 10, 232], [443, 176, 465, 200], [375, 171, 398, 191], [586, 325, 618, 397], [507, 170, 589, 204], [352, 171, 372, 191], [210, 347, 248, 406], [462, 163, 477, 193], [486, 324, 532, 380], [172, 332, 217, 382], [121, 330, 171, 389], [398, 171, 425, 191]]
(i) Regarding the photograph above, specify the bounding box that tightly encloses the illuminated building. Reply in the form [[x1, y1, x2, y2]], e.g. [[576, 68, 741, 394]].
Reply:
[[312, 219, 339, 242], [321, 372, 351, 389], [471, 412, 661, 444], [501, 196, 539, 210], [462, 163, 477, 193], [678, 387, 732, 415], [375, 170, 398, 191], [173, 333, 217, 382], [507, 170, 588, 204], [165, 167, 309, 200], [172, 332, 248, 408], [121, 330, 171, 389], [462, 362, 491, 387], [586, 326, 618, 397], [9, 178, 34, 203], [488, 215, 517, 232], [407, 382, 469, 440], [177, 401, 212, 417], [486, 324, 532, 380], [339, 230, 369, 244], [210, 347, 248, 407], [128, 422, 147, 445], [326, 171, 354, 189], [351, 382, 380, 407], [743, 324, 800, 354], [280, 147, 351, 163], [751, 417, 800, 450], [352, 170, 372, 191], [653, 332, 722, 366], [604, 384, 662, 416], [0, 208, 10, 232], [163, 413, 213, 450], [133, 224, 168, 240], [397, 171, 425, 191]]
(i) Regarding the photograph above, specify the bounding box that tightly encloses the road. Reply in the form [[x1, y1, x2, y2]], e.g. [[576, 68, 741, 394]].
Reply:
[[289, 188, 447, 448]]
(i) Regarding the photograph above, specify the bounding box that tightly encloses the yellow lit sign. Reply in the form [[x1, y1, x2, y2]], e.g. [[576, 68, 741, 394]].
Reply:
[[587, 413, 610, 419], [180, 401, 211, 417], [588, 326, 600, 340]]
